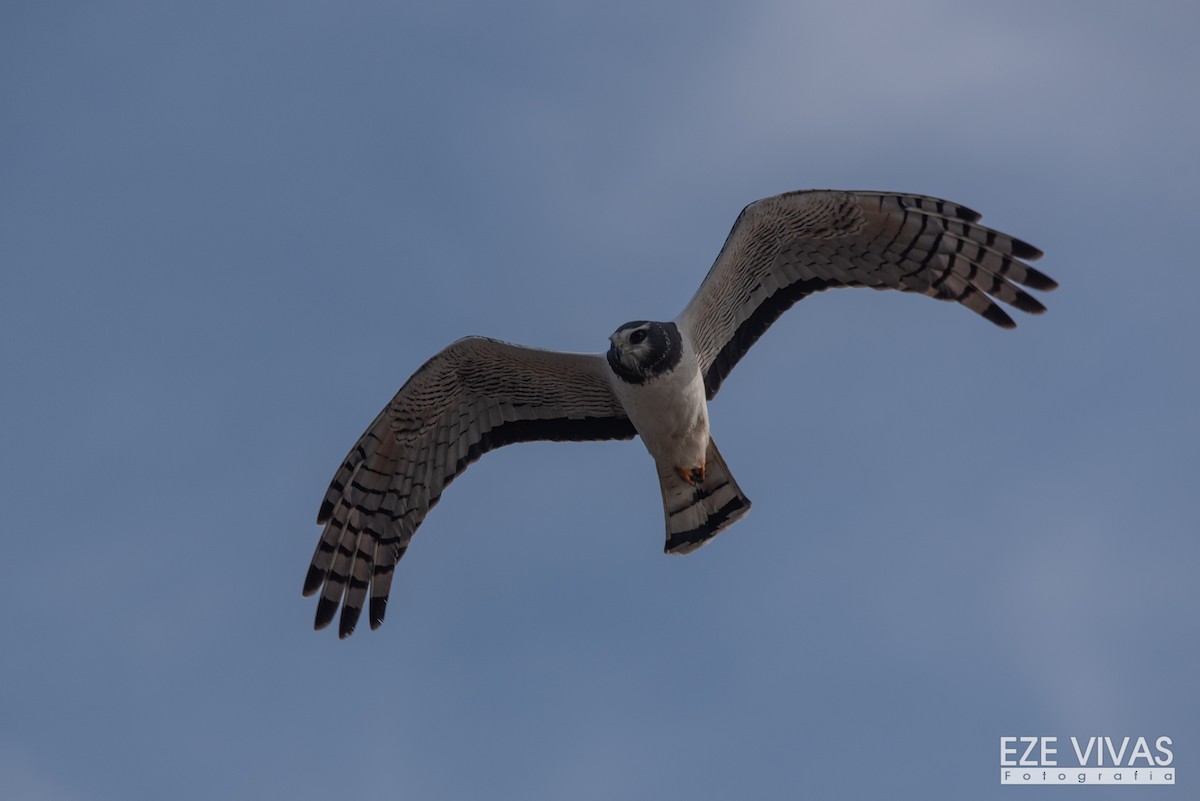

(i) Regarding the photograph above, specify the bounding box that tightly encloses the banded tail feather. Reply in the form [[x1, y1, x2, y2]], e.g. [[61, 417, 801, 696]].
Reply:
[[661, 437, 751, 554]]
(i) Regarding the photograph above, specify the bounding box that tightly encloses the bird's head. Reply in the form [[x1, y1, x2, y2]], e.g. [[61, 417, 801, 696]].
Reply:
[[606, 320, 683, 384]]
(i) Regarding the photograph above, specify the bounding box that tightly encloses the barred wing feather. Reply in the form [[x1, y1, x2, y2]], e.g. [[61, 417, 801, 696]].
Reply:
[[677, 190, 1056, 399], [303, 337, 635, 637]]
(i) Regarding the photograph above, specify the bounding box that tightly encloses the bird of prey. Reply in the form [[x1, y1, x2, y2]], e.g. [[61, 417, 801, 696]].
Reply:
[[304, 189, 1055, 637]]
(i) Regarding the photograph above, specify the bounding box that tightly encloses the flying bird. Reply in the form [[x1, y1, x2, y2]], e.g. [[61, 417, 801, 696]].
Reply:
[[304, 189, 1055, 637]]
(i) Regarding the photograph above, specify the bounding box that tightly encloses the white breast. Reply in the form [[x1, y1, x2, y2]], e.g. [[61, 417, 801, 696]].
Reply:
[[609, 336, 710, 471]]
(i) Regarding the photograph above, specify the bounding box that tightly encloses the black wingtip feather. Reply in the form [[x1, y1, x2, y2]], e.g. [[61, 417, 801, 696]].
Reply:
[[314, 596, 338, 630], [338, 606, 361, 639], [302, 565, 325, 596], [369, 597, 388, 630], [1022, 266, 1058, 291], [952, 204, 983, 223], [981, 304, 1017, 329], [1010, 238, 1044, 261], [1010, 292, 1047, 315]]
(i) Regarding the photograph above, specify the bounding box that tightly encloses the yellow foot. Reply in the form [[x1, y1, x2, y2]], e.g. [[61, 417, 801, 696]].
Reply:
[[676, 464, 706, 486]]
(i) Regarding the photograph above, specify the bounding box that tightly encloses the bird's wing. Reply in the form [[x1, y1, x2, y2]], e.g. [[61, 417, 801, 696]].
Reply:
[[675, 190, 1057, 399], [304, 337, 635, 637]]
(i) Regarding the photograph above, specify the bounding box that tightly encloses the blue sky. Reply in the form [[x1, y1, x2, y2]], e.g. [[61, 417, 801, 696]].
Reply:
[[2, 2, 1198, 798]]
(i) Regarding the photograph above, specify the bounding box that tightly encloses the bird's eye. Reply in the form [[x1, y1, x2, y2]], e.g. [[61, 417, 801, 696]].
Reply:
[[630, 329, 647, 345]]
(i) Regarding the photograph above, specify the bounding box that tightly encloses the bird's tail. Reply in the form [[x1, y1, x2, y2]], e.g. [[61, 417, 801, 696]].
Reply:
[[659, 436, 751, 554]]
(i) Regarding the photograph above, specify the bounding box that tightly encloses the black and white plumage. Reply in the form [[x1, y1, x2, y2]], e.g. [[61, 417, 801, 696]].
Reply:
[[304, 189, 1056, 637]]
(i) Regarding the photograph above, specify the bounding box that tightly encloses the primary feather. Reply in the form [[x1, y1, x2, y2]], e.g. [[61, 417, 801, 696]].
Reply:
[[676, 190, 1053, 398], [304, 338, 634, 637]]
